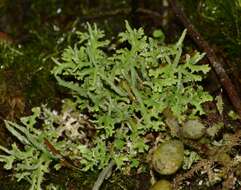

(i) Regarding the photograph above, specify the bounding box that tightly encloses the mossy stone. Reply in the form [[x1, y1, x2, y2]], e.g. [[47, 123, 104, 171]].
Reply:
[[151, 140, 184, 175], [149, 180, 172, 190], [182, 120, 205, 140]]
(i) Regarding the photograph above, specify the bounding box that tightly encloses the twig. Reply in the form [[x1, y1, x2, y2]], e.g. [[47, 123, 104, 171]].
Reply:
[[92, 160, 115, 190], [44, 138, 80, 170], [79, 9, 131, 21], [168, 0, 241, 118], [136, 8, 162, 19], [81, 8, 164, 21]]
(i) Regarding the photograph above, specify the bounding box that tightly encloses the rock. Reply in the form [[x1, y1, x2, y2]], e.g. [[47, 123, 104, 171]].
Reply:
[[182, 120, 205, 140], [151, 140, 184, 175], [149, 180, 172, 190]]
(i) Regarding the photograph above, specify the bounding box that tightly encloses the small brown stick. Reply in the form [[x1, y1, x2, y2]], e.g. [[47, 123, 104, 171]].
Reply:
[[168, 0, 241, 118], [136, 8, 163, 19], [44, 138, 79, 170]]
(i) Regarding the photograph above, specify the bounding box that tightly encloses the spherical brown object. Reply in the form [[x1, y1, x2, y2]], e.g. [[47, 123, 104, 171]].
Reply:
[[151, 140, 184, 175], [182, 120, 205, 140], [149, 180, 172, 190]]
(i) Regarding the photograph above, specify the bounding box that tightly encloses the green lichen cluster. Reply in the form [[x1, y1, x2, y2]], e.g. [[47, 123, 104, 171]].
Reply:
[[0, 22, 212, 189]]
